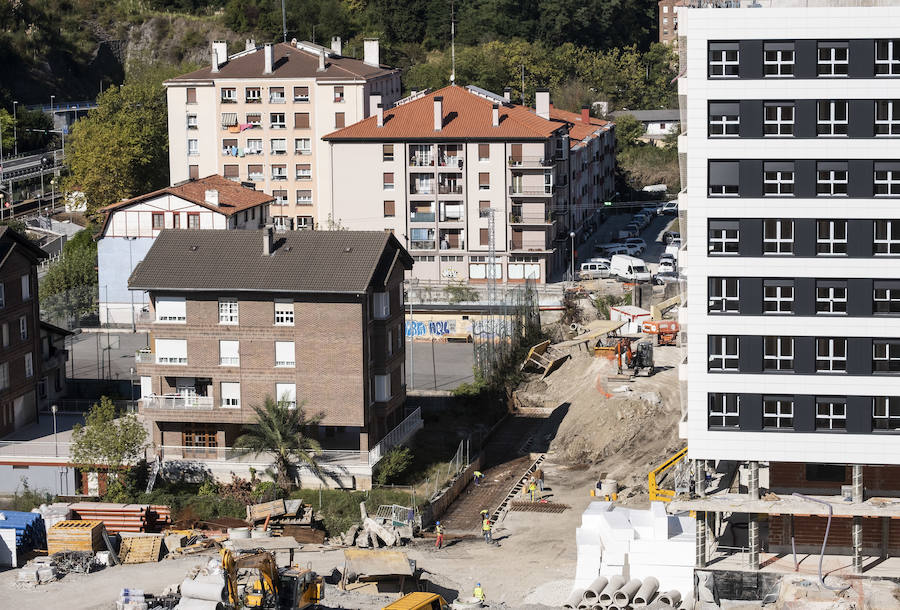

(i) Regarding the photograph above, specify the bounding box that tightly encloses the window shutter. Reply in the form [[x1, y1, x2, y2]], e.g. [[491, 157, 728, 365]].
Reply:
[[335, 112, 345, 128], [479, 200, 490, 210], [510, 143, 522, 161], [479, 172, 490, 186], [294, 86, 308, 98], [480, 228, 489, 245], [223, 165, 238, 178], [478, 143, 489, 159], [189, 165, 199, 179], [384, 200, 395, 217], [384, 172, 394, 184], [295, 113, 310, 128], [186, 88, 196, 103]]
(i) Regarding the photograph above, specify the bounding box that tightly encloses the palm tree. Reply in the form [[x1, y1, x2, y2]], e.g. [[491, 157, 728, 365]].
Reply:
[[234, 395, 324, 490]]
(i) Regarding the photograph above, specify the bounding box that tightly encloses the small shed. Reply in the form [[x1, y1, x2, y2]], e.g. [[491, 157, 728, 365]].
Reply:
[[610, 305, 652, 334]]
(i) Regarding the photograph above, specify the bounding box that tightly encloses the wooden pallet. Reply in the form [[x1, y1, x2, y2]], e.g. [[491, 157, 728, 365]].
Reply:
[[47, 520, 105, 555], [120, 535, 163, 564]]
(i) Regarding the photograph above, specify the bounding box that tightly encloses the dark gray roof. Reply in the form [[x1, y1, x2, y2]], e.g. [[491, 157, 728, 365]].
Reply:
[[611, 109, 681, 122], [128, 229, 413, 294]]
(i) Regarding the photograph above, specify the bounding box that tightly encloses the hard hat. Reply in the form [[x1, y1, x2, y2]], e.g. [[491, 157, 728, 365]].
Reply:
[[477, 583, 481, 587], [436, 521, 440, 524]]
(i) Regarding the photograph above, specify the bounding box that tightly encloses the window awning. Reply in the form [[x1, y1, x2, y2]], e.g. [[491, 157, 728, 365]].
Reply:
[[221, 113, 238, 127]]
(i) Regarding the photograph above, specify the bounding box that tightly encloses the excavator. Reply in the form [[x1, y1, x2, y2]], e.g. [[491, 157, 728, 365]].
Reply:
[[612, 337, 655, 377], [220, 548, 323, 609]]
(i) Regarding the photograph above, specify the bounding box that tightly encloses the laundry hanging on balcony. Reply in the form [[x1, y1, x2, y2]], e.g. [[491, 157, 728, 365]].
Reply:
[[239, 123, 253, 132], [221, 112, 238, 128]]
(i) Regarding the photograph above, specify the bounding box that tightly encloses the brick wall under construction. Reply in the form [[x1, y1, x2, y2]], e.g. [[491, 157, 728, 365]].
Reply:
[[769, 462, 900, 495], [768, 514, 900, 555]]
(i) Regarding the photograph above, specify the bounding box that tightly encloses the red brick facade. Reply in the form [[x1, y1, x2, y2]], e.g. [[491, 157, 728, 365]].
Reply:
[[769, 515, 900, 555], [770, 462, 900, 496]]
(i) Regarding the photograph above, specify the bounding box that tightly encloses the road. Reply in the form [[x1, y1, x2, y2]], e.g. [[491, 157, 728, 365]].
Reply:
[[67, 331, 149, 382], [406, 341, 474, 391], [576, 207, 676, 272]]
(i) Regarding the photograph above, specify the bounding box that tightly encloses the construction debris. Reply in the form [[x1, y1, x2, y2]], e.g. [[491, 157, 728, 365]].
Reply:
[[246, 498, 286, 522], [51, 550, 97, 575], [120, 534, 164, 564]]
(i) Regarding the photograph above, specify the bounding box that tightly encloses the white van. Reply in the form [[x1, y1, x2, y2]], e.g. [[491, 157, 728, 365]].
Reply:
[[610, 255, 651, 282], [665, 239, 681, 261], [579, 261, 610, 280]]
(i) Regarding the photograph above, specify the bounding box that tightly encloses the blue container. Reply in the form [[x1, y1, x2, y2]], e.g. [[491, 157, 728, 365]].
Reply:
[[0, 511, 46, 550]]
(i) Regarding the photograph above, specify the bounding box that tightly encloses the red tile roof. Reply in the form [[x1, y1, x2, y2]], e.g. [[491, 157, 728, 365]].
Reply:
[[549, 107, 611, 148], [166, 42, 396, 83], [323, 85, 565, 141]]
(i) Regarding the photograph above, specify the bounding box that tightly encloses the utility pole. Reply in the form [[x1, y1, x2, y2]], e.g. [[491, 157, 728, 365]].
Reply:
[[12, 101, 17, 157], [281, 0, 288, 43], [450, 0, 456, 84], [521, 65, 526, 106]]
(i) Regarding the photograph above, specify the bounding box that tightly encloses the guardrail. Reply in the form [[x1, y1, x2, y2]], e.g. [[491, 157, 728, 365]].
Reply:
[[368, 407, 423, 466], [141, 395, 214, 410]]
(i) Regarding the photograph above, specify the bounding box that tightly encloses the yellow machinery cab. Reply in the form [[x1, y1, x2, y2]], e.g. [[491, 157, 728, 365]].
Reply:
[[382, 592, 450, 610]]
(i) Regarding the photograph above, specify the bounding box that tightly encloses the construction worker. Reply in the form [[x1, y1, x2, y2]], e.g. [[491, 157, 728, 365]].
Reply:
[[529, 480, 538, 502], [534, 467, 545, 492], [473, 470, 485, 485], [482, 515, 492, 543], [473, 583, 485, 601], [434, 521, 444, 549]]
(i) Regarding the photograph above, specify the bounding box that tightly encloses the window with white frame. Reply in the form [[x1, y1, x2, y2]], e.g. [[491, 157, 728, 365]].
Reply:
[[219, 340, 240, 366], [245, 87, 261, 103], [375, 374, 391, 402], [709, 336, 739, 371], [874, 220, 900, 255], [816, 220, 847, 255], [708, 102, 739, 136], [188, 139, 199, 155], [270, 113, 286, 129], [873, 396, 900, 431], [247, 138, 263, 154], [221, 88, 236, 103], [155, 338, 187, 365], [19, 315, 26, 340], [874, 282, 900, 314], [817, 42, 849, 76], [294, 138, 311, 154], [24, 352, 32, 378], [764, 162, 794, 196], [186, 114, 198, 129], [817, 100, 848, 136], [275, 299, 294, 325], [876, 40, 900, 76], [763, 219, 793, 254], [816, 338, 847, 372], [764, 280, 793, 314], [764, 103, 794, 136], [764, 42, 795, 77], [708, 393, 740, 428], [708, 278, 739, 313], [874, 340, 900, 372], [294, 86, 309, 102], [875, 162, 900, 196], [296, 190, 312, 205], [764, 336, 794, 371], [708, 161, 739, 196], [816, 399, 847, 430], [272, 165, 287, 181], [816, 163, 848, 196], [875, 100, 900, 135], [816, 281, 847, 314], [373, 292, 390, 320], [708, 42, 739, 77], [275, 341, 295, 367], [763, 398, 794, 429], [269, 86, 285, 104], [155, 296, 186, 322], [221, 382, 240, 408], [275, 383, 296, 408], [709, 220, 739, 255], [218, 298, 238, 324], [270, 138, 287, 155]]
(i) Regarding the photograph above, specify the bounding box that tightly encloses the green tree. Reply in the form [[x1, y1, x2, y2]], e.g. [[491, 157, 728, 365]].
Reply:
[[614, 113, 644, 150], [0, 109, 13, 154], [234, 396, 324, 490], [64, 64, 187, 217], [71, 397, 149, 472], [39, 227, 98, 326]]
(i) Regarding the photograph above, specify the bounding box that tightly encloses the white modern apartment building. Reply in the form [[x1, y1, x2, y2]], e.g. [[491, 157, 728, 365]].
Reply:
[[165, 38, 401, 230], [676, 2, 900, 583], [323, 85, 615, 283]]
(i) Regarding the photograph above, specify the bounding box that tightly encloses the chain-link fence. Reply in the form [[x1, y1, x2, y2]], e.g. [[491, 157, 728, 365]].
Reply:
[[473, 277, 542, 382]]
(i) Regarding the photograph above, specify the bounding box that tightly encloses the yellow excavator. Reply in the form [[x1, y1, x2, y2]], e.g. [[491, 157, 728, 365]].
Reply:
[[220, 548, 323, 609]]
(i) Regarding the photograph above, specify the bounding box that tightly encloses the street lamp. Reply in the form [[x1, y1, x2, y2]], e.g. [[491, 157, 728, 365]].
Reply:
[[12, 101, 17, 157], [51, 404, 58, 457], [569, 231, 576, 281]]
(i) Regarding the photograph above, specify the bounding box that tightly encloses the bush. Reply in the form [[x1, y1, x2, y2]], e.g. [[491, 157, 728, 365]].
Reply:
[[288, 488, 417, 536], [3, 479, 54, 512], [374, 446, 414, 486]]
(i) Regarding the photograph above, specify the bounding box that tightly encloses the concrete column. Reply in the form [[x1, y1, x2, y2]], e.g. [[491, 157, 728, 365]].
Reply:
[[882, 517, 890, 560], [852, 516, 863, 573], [852, 464, 864, 503], [748, 461, 759, 500], [748, 513, 760, 570], [696, 511, 707, 568], [695, 459, 706, 497]]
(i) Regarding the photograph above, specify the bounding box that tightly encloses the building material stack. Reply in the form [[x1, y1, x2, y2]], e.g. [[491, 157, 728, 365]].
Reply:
[[0, 510, 47, 553], [47, 520, 106, 555], [68, 503, 170, 534]]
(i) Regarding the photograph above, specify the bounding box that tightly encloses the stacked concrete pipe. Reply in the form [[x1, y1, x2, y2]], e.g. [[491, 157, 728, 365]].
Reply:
[[632, 576, 659, 607], [611, 578, 642, 608], [677, 590, 695, 610], [598, 575, 626, 607], [658, 589, 682, 607], [582, 576, 609, 606], [563, 588, 587, 609]]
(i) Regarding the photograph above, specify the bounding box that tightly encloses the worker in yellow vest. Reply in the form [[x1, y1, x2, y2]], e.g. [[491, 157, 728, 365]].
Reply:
[[482, 516, 492, 543], [473, 470, 485, 485], [434, 521, 444, 549], [473, 583, 485, 601], [529, 480, 538, 502]]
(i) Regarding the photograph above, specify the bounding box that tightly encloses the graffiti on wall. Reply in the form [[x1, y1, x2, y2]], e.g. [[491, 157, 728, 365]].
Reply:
[[471, 318, 514, 337], [406, 317, 514, 338], [406, 319, 458, 337]]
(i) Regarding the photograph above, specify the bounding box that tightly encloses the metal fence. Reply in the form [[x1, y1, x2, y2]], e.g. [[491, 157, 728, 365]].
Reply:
[[420, 438, 471, 501], [472, 277, 542, 382], [368, 407, 423, 465]]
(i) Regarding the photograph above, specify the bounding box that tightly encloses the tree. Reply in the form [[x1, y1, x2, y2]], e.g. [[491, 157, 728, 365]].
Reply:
[[71, 397, 149, 473], [64, 63, 188, 217], [0, 109, 13, 154], [234, 396, 324, 490], [39, 227, 98, 326], [614, 113, 645, 151]]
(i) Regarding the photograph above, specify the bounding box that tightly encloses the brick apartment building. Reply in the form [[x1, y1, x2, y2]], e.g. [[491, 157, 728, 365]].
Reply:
[[0, 227, 47, 437], [658, 0, 683, 45], [323, 85, 615, 283], [128, 229, 413, 467], [97, 175, 273, 326], [165, 38, 401, 231]]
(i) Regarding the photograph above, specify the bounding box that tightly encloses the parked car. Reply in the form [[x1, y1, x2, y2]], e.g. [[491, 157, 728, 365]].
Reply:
[[633, 213, 651, 228], [625, 238, 647, 251], [658, 259, 676, 274], [589, 257, 611, 266], [600, 244, 631, 256], [579, 261, 611, 280], [655, 271, 680, 285], [610, 254, 652, 282], [618, 226, 639, 240], [657, 201, 678, 215], [659, 253, 676, 265], [663, 231, 681, 244]]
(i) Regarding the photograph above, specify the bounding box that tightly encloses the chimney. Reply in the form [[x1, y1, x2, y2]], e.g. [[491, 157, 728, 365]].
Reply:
[[204, 189, 219, 206], [364, 38, 380, 67], [245, 39, 255, 52], [318, 48, 326, 72], [211, 46, 219, 73], [264, 43, 274, 74], [369, 93, 382, 118], [491, 103, 499, 127], [212, 40, 228, 70], [503, 87, 511, 102], [433, 96, 443, 131], [331, 36, 342, 55], [263, 226, 274, 256], [376, 103, 384, 127], [581, 105, 591, 124], [535, 89, 550, 120]]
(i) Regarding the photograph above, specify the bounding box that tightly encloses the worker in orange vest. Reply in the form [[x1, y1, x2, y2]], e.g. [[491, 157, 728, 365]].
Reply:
[[434, 521, 444, 549]]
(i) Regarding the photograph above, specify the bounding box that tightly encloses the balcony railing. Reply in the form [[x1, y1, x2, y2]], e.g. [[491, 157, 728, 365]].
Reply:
[[135, 349, 154, 363], [410, 211, 435, 223], [439, 214, 464, 223], [510, 240, 550, 252], [509, 186, 552, 196], [410, 240, 436, 250], [219, 357, 240, 366], [439, 239, 465, 250], [410, 186, 434, 195], [409, 157, 434, 167], [438, 185, 463, 195], [508, 156, 553, 167], [509, 212, 553, 224], [141, 395, 215, 410], [438, 157, 464, 169]]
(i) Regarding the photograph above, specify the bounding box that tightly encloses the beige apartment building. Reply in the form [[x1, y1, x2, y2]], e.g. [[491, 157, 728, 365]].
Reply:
[[323, 85, 615, 283], [165, 38, 401, 230]]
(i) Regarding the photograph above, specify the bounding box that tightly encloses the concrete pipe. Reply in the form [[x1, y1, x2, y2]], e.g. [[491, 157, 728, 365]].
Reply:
[[563, 589, 586, 609], [677, 590, 695, 610], [612, 578, 642, 607], [658, 590, 682, 607], [598, 575, 626, 607], [600, 480, 618, 497], [632, 576, 659, 607], [583, 576, 609, 603]]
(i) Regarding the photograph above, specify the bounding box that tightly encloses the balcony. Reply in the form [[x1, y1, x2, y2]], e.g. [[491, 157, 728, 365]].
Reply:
[[410, 240, 436, 250], [141, 395, 214, 410], [410, 211, 435, 223], [135, 348, 154, 363], [509, 212, 553, 225], [509, 240, 551, 252], [509, 185, 552, 197], [439, 239, 465, 251], [439, 214, 464, 223], [438, 184, 463, 195], [508, 156, 552, 167], [438, 157, 464, 170], [409, 157, 434, 168], [410, 185, 434, 196]]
